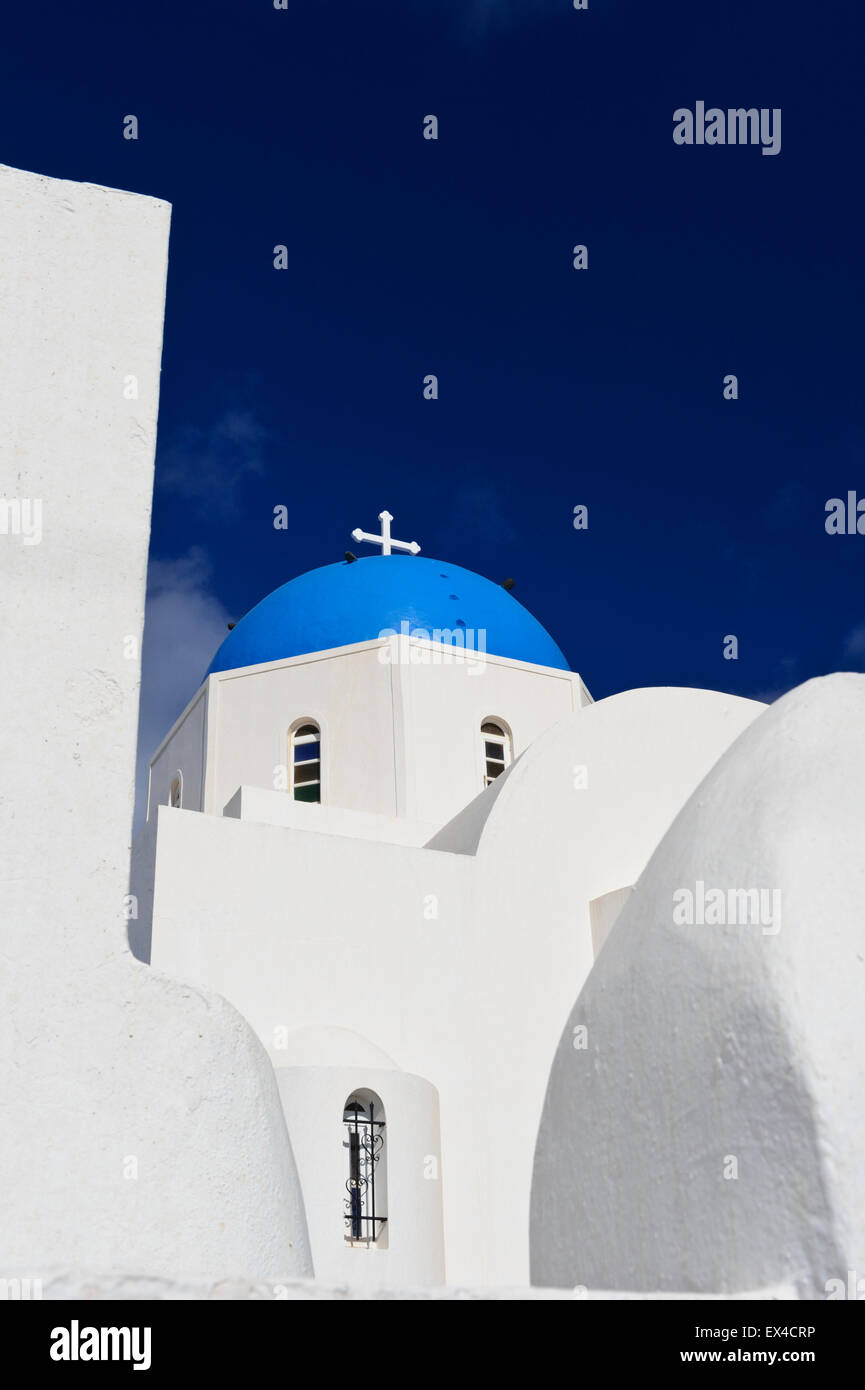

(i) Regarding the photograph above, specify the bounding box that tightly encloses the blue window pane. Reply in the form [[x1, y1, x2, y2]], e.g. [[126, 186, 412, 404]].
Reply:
[[294, 741, 320, 762]]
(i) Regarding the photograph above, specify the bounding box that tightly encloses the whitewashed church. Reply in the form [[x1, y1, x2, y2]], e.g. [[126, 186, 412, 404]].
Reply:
[[5, 163, 864, 1300], [131, 506, 779, 1290]]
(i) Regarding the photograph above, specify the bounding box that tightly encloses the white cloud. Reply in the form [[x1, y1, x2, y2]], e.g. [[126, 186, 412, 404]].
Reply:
[[133, 548, 231, 830]]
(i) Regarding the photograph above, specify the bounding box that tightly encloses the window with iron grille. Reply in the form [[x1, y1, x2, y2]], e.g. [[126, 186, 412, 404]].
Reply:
[[481, 719, 512, 788], [290, 722, 321, 803], [343, 1092, 387, 1244]]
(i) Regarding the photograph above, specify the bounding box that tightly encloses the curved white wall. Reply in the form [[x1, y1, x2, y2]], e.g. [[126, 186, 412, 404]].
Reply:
[[458, 686, 767, 1284], [0, 164, 312, 1285], [531, 675, 865, 1297]]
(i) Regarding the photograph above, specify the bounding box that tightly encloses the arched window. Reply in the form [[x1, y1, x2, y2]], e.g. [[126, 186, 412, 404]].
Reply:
[[481, 720, 512, 787], [169, 771, 182, 809], [290, 721, 321, 803], [343, 1090, 387, 1245]]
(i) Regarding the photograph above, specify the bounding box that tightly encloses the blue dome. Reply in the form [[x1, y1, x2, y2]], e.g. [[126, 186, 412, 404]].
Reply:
[[206, 556, 569, 675]]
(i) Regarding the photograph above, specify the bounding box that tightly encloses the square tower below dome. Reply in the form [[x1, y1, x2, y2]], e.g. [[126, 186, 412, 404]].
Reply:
[[143, 632, 591, 834]]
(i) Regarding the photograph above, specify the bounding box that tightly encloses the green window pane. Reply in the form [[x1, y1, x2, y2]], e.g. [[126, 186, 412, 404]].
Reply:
[[294, 782, 321, 803]]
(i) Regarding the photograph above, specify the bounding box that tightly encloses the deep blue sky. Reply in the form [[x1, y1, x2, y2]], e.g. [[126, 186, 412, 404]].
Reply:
[[2, 0, 864, 802]]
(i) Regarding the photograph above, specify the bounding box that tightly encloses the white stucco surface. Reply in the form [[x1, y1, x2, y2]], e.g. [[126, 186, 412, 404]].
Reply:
[[146, 682, 764, 1286], [4, 1272, 795, 1300], [224, 784, 436, 847], [531, 675, 865, 1298], [275, 1026, 399, 1070], [0, 164, 311, 1283]]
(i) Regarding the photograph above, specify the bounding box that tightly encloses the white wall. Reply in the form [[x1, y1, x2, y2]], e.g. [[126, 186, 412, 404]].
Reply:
[[205, 643, 398, 817], [224, 784, 437, 845], [531, 675, 865, 1298], [394, 639, 586, 825], [0, 164, 311, 1283], [147, 684, 208, 817], [147, 685, 765, 1286], [463, 687, 766, 1285], [0, 163, 168, 965], [149, 809, 484, 1277]]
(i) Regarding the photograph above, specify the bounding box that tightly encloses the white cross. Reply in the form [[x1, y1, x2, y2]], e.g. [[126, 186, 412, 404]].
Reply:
[[351, 510, 420, 556]]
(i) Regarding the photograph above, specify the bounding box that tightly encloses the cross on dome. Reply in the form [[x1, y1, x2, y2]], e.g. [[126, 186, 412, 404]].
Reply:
[[351, 510, 420, 556]]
